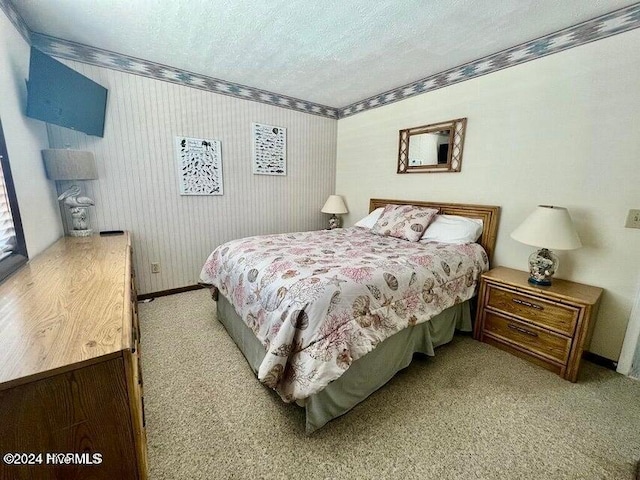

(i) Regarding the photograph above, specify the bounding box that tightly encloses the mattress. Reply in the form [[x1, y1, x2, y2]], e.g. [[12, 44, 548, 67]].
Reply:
[[200, 227, 487, 403]]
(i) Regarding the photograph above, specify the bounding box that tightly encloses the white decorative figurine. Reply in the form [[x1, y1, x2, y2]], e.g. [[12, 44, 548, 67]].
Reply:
[[58, 185, 95, 237]]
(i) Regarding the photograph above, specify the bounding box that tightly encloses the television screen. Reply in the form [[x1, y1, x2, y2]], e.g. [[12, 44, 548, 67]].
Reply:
[[26, 48, 107, 137]]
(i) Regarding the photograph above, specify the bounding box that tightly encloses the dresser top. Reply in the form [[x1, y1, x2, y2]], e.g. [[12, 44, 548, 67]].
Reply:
[[0, 233, 132, 389], [483, 266, 603, 306]]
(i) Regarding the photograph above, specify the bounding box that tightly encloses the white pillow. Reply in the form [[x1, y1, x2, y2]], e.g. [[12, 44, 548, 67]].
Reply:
[[420, 214, 483, 244], [354, 207, 384, 229]]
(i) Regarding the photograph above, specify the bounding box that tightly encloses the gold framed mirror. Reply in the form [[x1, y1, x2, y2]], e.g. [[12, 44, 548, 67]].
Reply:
[[397, 118, 467, 173]]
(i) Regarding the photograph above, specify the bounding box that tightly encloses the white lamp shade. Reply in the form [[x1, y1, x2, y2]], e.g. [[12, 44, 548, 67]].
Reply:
[[511, 205, 582, 251], [321, 195, 348, 214], [42, 149, 98, 180]]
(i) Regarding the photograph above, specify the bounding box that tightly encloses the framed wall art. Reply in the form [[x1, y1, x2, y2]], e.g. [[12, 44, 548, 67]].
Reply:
[[175, 136, 223, 195], [252, 123, 286, 175]]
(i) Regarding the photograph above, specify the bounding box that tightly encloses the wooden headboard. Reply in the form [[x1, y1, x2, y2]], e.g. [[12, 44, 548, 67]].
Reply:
[[369, 199, 501, 263]]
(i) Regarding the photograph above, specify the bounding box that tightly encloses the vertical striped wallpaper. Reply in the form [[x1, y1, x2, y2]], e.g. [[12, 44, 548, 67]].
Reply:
[[47, 61, 337, 294]]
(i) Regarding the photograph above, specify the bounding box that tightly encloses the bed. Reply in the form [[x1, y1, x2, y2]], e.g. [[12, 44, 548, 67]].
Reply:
[[200, 199, 500, 432]]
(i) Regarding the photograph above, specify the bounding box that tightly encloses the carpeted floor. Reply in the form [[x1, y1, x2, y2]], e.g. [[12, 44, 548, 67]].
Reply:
[[139, 289, 640, 480]]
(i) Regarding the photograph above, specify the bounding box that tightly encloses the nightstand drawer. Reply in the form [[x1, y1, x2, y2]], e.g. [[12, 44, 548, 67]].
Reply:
[[486, 285, 578, 336], [483, 311, 571, 364]]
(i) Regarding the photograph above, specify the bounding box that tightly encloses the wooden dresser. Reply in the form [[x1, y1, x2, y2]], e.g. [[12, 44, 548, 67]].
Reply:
[[0, 233, 147, 480], [474, 266, 603, 382]]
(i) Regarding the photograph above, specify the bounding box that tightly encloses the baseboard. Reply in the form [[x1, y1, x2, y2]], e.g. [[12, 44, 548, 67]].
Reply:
[[137, 284, 205, 301], [582, 351, 617, 371]]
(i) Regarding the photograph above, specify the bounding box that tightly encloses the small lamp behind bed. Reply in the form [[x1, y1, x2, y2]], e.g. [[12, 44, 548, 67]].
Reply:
[[321, 195, 348, 229]]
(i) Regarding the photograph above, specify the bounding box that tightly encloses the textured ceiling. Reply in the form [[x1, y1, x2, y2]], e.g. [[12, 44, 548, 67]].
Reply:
[[12, 0, 637, 108]]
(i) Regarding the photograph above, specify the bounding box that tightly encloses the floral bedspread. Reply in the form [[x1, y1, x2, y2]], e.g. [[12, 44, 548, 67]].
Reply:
[[200, 227, 489, 402]]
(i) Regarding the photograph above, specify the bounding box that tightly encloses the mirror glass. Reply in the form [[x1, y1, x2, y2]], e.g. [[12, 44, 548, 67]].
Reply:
[[398, 118, 467, 173], [407, 130, 451, 166]]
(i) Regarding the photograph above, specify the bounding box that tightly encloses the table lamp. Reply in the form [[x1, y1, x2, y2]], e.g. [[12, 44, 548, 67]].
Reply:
[[510, 205, 582, 286], [42, 149, 98, 237], [321, 195, 348, 229]]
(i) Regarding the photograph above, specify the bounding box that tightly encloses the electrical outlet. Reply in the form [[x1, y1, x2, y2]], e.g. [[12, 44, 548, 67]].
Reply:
[[625, 209, 640, 229], [151, 262, 161, 274]]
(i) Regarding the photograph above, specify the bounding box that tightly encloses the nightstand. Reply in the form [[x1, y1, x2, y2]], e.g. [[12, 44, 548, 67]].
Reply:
[[474, 266, 603, 382]]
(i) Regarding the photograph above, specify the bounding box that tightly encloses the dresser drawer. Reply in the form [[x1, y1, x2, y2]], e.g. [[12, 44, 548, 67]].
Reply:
[[125, 348, 148, 480], [486, 284, 578, 336], [483, 311, 571, 364], [132, 301, 140, 346]]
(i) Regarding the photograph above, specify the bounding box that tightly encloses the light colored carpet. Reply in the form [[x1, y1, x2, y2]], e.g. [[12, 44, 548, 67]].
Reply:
[[139, 289, 640, 480]]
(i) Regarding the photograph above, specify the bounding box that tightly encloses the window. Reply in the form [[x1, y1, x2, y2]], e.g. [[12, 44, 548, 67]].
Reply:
[[0, 118, 28, 282]]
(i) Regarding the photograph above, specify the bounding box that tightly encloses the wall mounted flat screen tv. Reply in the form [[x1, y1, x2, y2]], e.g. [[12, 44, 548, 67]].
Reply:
[[26, 48, 107, 137]]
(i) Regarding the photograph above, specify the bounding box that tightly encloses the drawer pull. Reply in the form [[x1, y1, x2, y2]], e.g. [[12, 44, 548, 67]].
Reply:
[[512, 298, 543, 311], [508, 323, 538, 337]]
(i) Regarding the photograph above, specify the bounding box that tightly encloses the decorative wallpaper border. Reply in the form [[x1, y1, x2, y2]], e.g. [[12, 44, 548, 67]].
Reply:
[[339, 3, 640, 118], [0, 0, 30, 43], [30, 33, 338, 119], [4, 1, 640, 119]]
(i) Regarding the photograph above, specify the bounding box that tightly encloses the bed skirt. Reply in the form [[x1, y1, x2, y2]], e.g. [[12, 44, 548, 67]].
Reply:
[[216, 294, 472, 433]]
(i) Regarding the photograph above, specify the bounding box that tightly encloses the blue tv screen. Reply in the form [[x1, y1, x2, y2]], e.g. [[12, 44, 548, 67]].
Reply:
[[26, 48, 107, 137]]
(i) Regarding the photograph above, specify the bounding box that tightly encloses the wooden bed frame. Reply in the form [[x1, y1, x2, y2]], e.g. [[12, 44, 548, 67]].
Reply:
[[369, 199, 501, 262]]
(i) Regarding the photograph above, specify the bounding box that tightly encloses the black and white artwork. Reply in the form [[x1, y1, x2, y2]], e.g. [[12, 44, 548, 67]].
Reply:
[[175, 136, 223, 195], [252, 123, 286, 175]]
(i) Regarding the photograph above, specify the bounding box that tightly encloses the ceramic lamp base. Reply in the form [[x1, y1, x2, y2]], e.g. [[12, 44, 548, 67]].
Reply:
[[328, 214, 341, 230], [527, 248, 558, 286]]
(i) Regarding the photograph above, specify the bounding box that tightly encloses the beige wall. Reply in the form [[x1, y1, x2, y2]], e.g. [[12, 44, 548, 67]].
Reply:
[[336, 29, 640, 361], [0, 10, 62, 256], [47, 60, 337, 295]]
